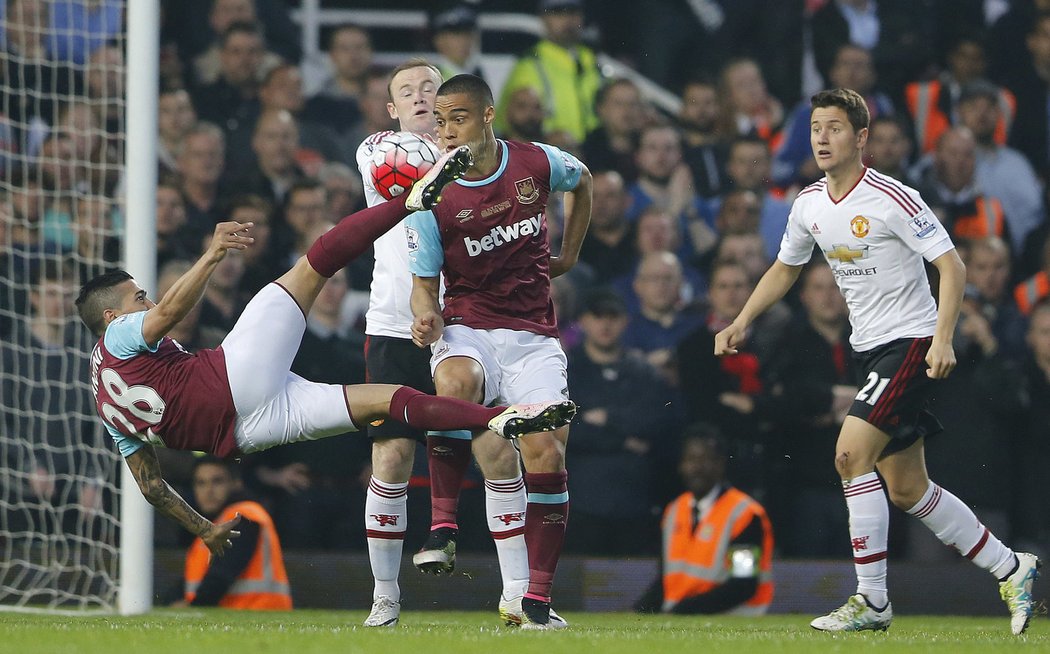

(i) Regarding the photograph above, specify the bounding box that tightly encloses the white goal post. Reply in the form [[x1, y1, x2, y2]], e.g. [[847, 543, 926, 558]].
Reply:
[[0, 0, 157, 614]]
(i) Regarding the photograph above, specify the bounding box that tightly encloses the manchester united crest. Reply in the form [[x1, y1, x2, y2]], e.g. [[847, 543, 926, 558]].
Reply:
[[514, 177, 540, 204], [850, 215, 870, 238]]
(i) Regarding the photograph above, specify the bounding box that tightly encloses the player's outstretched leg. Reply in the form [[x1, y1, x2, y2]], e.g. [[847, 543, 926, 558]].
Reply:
[[305, 145, 473, 281], [405, 145, 474, 211], [810, 594, 893, 632], [353, 385, 575, 436], [899, 479, 1039, 635]]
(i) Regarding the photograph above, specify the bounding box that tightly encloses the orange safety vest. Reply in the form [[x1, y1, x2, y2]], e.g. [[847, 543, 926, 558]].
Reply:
[[952, 196, 1006, 241], [905, 80, 1016, 154], [1014, 271, 1050, 316], [184, 500, 292, 610], [661, 487, 774, 614]]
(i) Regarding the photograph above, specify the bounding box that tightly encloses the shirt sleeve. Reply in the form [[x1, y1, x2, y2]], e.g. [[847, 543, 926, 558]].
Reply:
[[406, 209, 444, 278], [777, 201, 816, 266], [534, 142, 584, 192], [884, 191, 955, 261], [106, 422, 145, 457], [102, 311, 159, 360]]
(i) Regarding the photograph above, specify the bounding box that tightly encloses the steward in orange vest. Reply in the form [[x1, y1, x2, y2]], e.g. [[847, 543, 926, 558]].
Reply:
[[1014, 271, 1050, 316], [905, 78, 1015, 155], [182, 457, 292, 610], [938, 195, 1010, 244], [635, 429, 774, 615]]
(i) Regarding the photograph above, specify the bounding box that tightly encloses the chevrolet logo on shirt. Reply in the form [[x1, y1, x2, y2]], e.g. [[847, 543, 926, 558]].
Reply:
[[826, 244, 867, 264]]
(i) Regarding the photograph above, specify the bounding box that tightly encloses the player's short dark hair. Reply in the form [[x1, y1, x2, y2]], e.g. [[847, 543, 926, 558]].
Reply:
[[811, 87, 870, 133], [75, 270, 133, 337], [387, 57, 442, 100], [438, 73, 494, 108]]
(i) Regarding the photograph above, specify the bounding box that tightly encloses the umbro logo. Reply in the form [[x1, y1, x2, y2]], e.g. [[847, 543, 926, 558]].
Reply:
[[543, 512, 566, 525], [456, 209, 474, 223]]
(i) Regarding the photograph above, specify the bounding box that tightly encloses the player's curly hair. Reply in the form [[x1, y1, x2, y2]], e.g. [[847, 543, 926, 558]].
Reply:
[[438, 73, 494, 108], [811, 87, 870, 133], [75, 270, 133, 337]]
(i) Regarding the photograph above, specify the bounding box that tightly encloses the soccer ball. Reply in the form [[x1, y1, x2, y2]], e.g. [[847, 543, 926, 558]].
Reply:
[[369, 131, 442, 201]]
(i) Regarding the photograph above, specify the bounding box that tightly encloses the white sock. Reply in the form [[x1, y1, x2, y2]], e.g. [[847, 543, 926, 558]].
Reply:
[[906, 480, 1016, 579], [365, 477, 408, 601], [844, 472, 889, 608], [485, 476, 530, 599]]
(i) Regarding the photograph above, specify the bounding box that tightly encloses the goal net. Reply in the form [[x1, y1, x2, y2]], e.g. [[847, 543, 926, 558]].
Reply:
[[0, 0, 128, 612]]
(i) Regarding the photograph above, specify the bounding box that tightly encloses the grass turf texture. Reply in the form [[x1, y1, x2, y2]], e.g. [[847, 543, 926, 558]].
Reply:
[[2, 611, 1047, 653]]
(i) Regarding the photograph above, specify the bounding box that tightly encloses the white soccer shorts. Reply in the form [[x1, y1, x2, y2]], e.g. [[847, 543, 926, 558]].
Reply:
[[429, 325, 568, 407], [222, 283, 358, 453]]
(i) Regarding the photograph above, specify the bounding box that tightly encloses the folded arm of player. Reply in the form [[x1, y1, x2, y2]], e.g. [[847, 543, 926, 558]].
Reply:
[[140, 221, 254, 344], [410, 274, 445, 348], [715, 259, 803, 356], [550, 165, 592, 279], [125, 445, 242, 556], [927, 248, 966, 379]]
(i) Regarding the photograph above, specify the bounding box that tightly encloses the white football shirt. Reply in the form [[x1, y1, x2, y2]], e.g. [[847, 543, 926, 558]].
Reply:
[[778, 168, 955, 352], [356, 131, 435, 338]]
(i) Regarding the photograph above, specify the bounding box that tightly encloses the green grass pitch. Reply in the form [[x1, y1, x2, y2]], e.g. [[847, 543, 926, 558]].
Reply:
[[2, 610, 1048, 653]]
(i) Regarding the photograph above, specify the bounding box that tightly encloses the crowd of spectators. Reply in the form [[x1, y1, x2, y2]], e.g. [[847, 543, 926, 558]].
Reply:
[[2, 0, 1050, 561]]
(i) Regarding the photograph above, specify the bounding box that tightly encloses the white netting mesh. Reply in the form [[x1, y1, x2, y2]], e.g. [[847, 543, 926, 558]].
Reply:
[[0, 0, 126, 611]]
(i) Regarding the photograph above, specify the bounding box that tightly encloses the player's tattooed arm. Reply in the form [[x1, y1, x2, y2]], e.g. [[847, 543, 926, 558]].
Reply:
[[125, 446, 241, 556]]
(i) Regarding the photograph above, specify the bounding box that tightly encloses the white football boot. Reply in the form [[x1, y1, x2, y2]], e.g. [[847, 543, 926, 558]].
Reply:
[[1000, 552, 1042, 635], [810, 594, 892, 632]]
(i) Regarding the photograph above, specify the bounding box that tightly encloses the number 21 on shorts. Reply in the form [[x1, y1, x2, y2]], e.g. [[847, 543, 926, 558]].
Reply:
[[855, 372, 890, 405]]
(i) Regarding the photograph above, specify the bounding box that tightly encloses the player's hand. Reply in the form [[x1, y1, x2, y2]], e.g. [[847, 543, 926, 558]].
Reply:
[[714, 323, 745, 356], [202, 513, 242, 557], [412, 311, 444, 347], [205, 221, 255, 263], [925, 339, 957, 379]]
